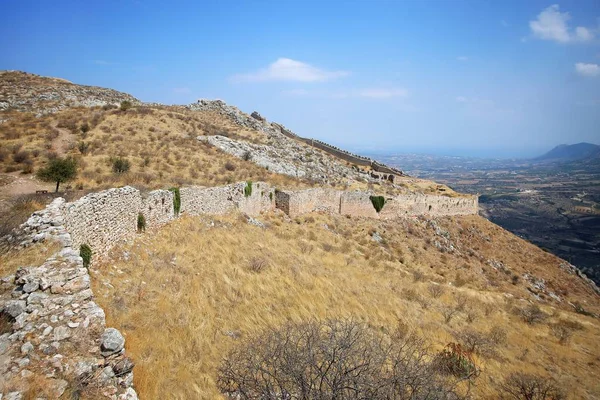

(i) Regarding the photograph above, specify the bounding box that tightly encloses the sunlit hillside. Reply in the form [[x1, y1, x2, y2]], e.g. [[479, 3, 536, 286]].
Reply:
[[92, 212, 600, 399]]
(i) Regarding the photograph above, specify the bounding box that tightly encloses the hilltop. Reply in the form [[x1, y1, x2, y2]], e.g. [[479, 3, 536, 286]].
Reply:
[[535, 142, 600, 163], [0, 71, 599, 399]]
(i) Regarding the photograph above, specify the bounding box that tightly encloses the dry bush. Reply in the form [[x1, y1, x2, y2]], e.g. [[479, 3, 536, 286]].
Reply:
[[515, 304, 548, 325], [217, 319, 467, 400], [428, 283, 446, 298], [549, 319, 584, 345], [500, 372, 564, 400], [247, 257, 269, 273], [440, 305, 460, 324]]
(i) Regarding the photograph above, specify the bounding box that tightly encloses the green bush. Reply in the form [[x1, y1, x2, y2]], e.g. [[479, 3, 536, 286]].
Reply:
[[169, 187, 181, 215], [137, 213, 146, 232], [369, 195, 386, 213], [37, 156, 78, 192], [244, 181, 253, 197], [120, 100, 132, 111], [80, 244, 92, 268], [111, 157, 131, 174]]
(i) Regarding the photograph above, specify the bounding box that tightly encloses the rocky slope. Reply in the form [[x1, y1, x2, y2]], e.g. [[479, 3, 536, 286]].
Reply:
[[0, 71, 139, 116]]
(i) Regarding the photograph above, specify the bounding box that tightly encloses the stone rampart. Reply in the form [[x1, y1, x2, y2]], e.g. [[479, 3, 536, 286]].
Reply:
[[340, 192, 380, 219], [379, 194, 479, 218], [63, 186, 143, 257], [180, 182, 274, 217], [141, 189, 175, 230], [275, 188, 341, 218], [274, 188, 478, 219]]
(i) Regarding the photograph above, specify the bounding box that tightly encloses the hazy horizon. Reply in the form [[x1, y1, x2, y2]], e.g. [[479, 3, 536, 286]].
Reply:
[[1, 0, 599, 159]]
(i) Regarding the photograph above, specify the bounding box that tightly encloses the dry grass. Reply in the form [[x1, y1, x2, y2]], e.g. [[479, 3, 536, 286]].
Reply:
[[0, 240, 61, 277], [92, 213, 600, 399]]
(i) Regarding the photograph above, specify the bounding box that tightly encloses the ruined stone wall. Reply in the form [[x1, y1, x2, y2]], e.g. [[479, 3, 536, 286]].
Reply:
[[340, 192, 380, 219], [180, 182, 273, 217], [63, 186, 143, 256], [0, 199, 137, 399], [141, 189, 175, 230], [275, 188, 341, 218], [379, 194, 479, 219], [275, 189, 478, 219], [302, 139, 373, 167]]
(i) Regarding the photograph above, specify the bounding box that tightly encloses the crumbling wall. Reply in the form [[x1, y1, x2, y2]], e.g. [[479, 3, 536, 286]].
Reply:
[[141, 189, 175, 230], [63, 186, 143, 256], [275, 188, 341, 218], [379, 194, 479, 218], [180, 182, 274, 217], [340, 192, 380, 219]]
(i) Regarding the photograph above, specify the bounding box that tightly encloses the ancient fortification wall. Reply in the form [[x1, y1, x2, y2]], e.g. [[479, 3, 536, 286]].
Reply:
[[63, 186, 143, 256], [0, 181, 478, 398], [275, 188, 478, 220]]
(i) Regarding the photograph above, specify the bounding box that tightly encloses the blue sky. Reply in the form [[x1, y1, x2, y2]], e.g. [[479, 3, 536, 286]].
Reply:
[[1, 0, 599, 158]]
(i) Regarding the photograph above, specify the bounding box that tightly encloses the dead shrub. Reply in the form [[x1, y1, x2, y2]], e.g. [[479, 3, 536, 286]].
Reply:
[[247, 257, 269, 273], [515, 304, 548, 325], [13, 150, 30, 164], [224, 161, 236, 171], [549, 319, 584, 345], [427, 283, 446, 298], [217, 319, 466, 400], [500, 372, 565, 400]]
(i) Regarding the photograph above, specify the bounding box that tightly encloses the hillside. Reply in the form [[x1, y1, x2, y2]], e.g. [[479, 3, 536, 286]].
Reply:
[[0, 72, 599, 400], [535, 142, 600, 162]]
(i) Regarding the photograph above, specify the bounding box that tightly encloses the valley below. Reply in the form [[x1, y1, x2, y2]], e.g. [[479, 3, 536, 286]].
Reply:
[[377, 153, 600, 284]]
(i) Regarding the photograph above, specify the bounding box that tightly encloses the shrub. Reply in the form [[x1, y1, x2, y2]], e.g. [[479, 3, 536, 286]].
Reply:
[[247, 257, 268, 273], [244, 180, 252, 197], [428, 283, 446, 298], [434, 343, 478, 379], [217, 319, 465, 400], [224, 161, 236, 171], [550, 319, 584, 344], [516, 304, 548, 325], [13, 150, 30, 164], [500, 372, 565, 400], [137, 213, 146, 232], [120, 100, 132, 111], [242, 150, 252, 161], [111, 157, 131, 174], [78, 141, 90, 154], [37, 156, 77, 192], [169, 187, 181, 215], [370, 195, 386, 212], [80, 244, 92, 268], [80, 122, 90, 134]]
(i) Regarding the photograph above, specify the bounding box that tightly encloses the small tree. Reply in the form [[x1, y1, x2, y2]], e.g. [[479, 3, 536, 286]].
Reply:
[[370, 195, 386, 213], [111, 157, 131, 174], [80, 244, 92, 268], [120, 100, 132, 111], [36, 156, 77, 192]]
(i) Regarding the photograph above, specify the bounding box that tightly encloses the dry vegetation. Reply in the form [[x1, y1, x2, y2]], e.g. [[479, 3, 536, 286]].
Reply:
[[0, 106, 306, 193], [92, 212, 600, 399], [0, 239, 61, 277]]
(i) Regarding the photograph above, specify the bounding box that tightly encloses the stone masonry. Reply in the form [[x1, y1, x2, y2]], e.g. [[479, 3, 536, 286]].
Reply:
[[1, 181, 478, 398]]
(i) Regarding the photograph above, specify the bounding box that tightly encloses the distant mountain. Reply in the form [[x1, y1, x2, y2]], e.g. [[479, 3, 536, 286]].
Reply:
[[535, 142, 600, 162]]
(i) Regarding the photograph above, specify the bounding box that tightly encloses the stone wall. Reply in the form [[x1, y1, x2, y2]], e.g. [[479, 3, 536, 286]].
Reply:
[[275, 188, 342, 218], [0, 199, 137, 399], [379, 194, 479, 218], [275, 188, 478, 219], [63, 187, 143, 257], [180, 182, 274, 217], [141, 189, 175, 230], [340, 192, 380, 219]]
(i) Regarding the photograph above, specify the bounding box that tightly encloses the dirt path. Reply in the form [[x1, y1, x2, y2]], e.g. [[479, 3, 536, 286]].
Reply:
[[51, 120, 74, 156]]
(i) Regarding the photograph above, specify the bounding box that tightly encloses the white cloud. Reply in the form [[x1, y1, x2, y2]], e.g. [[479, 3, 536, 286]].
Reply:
[[457, 56, 469, 62], [501, 20, 509, 27], [231, 58, 350, 83], [575, 62, 600, 77], [455, 96, 468, 102], [529, 5, 594, 43], [92, 60, 111, 65]]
